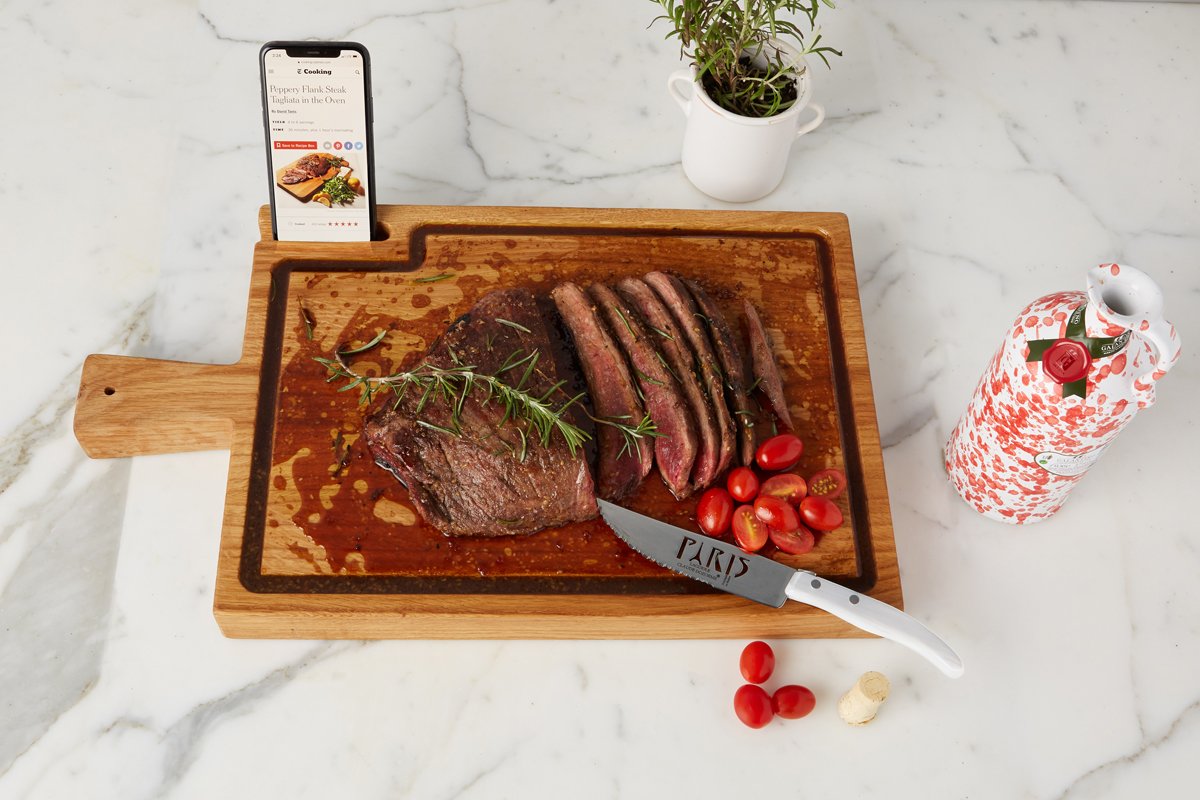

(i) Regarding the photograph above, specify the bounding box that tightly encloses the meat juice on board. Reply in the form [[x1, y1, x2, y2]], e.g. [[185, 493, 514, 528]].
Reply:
[[945, 264, 1181, 523]]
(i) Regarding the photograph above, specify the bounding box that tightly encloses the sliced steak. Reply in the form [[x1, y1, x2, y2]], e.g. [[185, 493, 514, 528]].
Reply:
[[742, 300, 794, 431], [551, 282, 652, 500], [589, 283, 698, 499], [616, 277, 721, 491], [681, 278, 758, 466], [363, 288, 597, 536], [644, 271, 737, 476]]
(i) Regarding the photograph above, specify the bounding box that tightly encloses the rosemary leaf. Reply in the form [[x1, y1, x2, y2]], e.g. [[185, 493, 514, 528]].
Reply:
[[417, 420, 461, 437], [338, 328, 388, 356], [413, 273, 453, 284], [298, 302, 315, 341], [612, 305, 635, 337], [649, 325, 674, 341], [517, 350, 541, 390], [495, 318, 531, 334], [634, 367, 665, 388]]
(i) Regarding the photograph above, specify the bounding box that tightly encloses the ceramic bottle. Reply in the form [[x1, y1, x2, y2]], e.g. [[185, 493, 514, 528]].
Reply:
[[945, 264, 1181, 523]]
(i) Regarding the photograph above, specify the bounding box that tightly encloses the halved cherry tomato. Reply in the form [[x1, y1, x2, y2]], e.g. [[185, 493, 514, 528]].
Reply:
[[769, 524, 815, 555], [759, 473, 808, 505], [726, 466, 760, 503], [772, 685, 816, 719], [734, 684, 774, 729], [755, 433, 804, 472], [732, 505, 768, 552], [739, 641, 775, 684], [799, 496, 843, 532], [808, 468, 847, 500], [753, 495, 800, 533], [697, 487, 734, 537]]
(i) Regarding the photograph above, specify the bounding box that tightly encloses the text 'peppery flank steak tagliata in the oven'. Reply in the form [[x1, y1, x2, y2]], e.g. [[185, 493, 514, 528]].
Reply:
[[354, 277, 791, 537]]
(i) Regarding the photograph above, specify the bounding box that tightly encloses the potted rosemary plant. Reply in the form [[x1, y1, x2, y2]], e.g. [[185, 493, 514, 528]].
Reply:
[[651, 0, 841, 202]]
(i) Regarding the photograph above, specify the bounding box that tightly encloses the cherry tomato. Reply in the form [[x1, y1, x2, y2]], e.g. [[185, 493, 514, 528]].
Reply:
[[799, 496, 843, 532], [759, 473, 808, 505], [726, 466, 760, 503], [732, 505, 768, 552], [733, 684, 774, 729], [772, 685, 816, 719], [739, 641, 775, 684], [697, 487, 734, 537], [808, 468, 847, 500], [755, 433, 804, 472], [769, 524, 815, 555], [753, 495, 800, 533]]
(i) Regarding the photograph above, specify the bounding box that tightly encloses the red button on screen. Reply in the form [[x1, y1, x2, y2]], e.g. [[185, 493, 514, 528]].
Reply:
[[273, 141, 317, 150]]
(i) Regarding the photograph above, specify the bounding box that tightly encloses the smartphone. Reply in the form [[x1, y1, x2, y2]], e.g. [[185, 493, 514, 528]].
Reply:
[[260, 41, 376, 241]]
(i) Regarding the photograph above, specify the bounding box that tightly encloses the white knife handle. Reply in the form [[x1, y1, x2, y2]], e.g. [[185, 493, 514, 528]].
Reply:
[[785, 572, 964, 678]]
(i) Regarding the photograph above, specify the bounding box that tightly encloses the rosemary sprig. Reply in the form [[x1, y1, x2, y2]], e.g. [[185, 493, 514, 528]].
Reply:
[[317, 340, 590, 457], [318, 332, 665, 463]]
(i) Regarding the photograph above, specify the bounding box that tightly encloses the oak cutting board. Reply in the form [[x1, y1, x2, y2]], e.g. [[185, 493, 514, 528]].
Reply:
[[73, 204, 900, 639]]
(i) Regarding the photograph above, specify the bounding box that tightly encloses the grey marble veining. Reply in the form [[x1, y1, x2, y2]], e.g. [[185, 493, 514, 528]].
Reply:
[[1, 1, 1198, 797]]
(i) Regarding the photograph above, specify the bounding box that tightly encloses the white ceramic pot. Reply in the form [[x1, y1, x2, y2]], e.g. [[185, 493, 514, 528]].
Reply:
[[667, 46, 825, 203]]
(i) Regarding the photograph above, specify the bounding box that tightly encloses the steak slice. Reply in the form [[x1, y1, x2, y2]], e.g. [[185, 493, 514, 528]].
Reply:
[[644, 271, 737, 476], [589, 283, 698, 499], [363, 288, 597, 536], [616, 277, 721, 491], [682, 278, 758, 466], [280, 154, 335, 184], [551, 282, 652, 500], [742, 300, 794, 431]]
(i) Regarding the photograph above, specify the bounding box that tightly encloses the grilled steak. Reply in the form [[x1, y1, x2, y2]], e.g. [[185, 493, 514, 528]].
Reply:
[[281, 153, 336, 184], [643, 271, 737, 476], [551, 282, 652, 500], [615, 277, 720, 492], [589, 283, 698, 499], [363, 288, 597, 536], [743, 300, 794, 430], [683, 278, 757, 466]]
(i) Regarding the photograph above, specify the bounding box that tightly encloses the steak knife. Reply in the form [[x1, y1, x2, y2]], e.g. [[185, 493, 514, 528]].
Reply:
[[597, 500, 964, 678]]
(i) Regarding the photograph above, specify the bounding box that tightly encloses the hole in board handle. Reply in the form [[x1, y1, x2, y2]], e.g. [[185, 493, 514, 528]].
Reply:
[[103, 387, 116, 396]]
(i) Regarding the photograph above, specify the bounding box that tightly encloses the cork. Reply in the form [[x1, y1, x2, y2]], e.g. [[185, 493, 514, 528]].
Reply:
[[837, 671, 890, 725]]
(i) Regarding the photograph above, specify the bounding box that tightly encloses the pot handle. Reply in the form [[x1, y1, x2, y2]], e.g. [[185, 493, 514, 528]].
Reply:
[[1132, 317, 1181, 406], [667, 69, 693, 116], [796, 102, 826, 137]]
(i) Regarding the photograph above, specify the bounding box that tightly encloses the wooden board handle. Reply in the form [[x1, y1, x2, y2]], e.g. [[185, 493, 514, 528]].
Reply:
[[74, 355, 257, 458]]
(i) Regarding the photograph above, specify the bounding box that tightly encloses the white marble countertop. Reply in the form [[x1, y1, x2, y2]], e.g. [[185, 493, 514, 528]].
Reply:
[[3, 1, 1198, 797]]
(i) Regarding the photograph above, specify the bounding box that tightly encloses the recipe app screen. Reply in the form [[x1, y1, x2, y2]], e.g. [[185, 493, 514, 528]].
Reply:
[[264, 49, 370, 241]]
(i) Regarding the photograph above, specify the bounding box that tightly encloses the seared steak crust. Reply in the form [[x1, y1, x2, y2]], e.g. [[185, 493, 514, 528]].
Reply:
[[615, 277, 720, 492], [551, 282, 652, 500], [683, 278, 758, 466], [643, 271, 737, 476], [742, 300, 793, 431], [589, 283, 698, 499]]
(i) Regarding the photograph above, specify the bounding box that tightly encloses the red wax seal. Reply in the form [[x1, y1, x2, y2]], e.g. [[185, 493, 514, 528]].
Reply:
[[1042, 339, 1091, 384]]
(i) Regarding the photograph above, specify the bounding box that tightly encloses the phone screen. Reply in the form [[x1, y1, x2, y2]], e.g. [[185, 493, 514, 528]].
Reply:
[[262, 46, 372, 241]]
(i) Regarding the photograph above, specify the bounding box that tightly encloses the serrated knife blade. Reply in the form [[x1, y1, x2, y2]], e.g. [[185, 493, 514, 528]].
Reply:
[[597, 500, 964, 678]]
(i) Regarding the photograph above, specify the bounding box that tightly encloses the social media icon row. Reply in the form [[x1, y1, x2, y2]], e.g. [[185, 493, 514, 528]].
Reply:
[[322, 141, 364, 151]]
